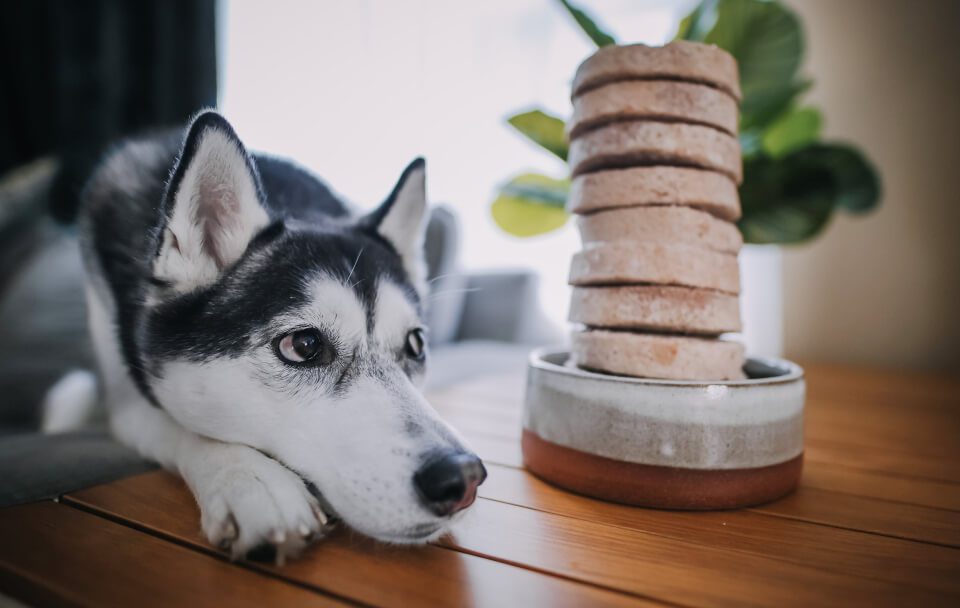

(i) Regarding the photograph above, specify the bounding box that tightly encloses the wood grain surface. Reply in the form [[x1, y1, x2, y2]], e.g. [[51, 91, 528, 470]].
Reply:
[[0, 502, 344, 607], [2, 363, 958, 606]]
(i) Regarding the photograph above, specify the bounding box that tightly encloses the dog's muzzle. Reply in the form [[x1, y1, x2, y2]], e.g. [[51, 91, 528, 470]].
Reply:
[[413, 450, 487, 516]]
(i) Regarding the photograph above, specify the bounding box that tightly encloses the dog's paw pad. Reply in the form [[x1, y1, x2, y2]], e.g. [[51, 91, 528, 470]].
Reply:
[[194, 454, 333, 563], [245, 542, 278, 564]]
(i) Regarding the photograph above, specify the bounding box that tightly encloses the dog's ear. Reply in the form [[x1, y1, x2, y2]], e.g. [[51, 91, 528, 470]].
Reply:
[[362, 158, 428, 293], [153, 111, 270, 292]]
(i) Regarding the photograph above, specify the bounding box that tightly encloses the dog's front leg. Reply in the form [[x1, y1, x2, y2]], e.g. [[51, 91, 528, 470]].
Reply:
[[109, 397, 331, 562]]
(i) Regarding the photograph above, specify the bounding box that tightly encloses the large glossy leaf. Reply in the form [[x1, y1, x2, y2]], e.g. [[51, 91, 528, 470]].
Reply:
[[694, 0, 805, 131], [558, 0, 616, 47], [491, 173, 570, 237], [507, 109, 569, 161], [802, 143, 881, 214], [738, 153, 832, 244], [739, 143, 881, 243], [761, 106, 822, 157], [739, 78, 811, 132]]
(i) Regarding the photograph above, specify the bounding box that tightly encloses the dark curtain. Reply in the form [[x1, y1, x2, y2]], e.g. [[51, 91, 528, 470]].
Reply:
[[0, 0, 218, 222]]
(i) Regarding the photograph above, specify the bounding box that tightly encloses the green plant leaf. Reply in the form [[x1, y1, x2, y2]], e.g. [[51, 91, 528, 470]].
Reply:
[[802, 143, 882, 214], [689, 0, 805, 131], [739, 143, 882, 244], [491, 173, 570, 237], [762, 106, 822, 157], [740, 78, 811, 132], [557, 0, 616, 47], [507, 109, 569, 161], [738, 153, 833, 244], [675, 0, 719, 41]]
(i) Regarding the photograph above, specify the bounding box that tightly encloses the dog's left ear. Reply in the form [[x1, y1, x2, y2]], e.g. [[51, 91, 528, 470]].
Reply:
[[363, 158, 428, 294], [154, 111, 271, 292]]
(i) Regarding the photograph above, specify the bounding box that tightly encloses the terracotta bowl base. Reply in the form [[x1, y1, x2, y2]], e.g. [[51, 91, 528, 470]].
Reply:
[[522, 429, 802, 510]]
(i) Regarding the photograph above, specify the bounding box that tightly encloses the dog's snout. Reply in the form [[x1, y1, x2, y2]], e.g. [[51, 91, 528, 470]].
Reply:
[[413, 450, 487, 516]]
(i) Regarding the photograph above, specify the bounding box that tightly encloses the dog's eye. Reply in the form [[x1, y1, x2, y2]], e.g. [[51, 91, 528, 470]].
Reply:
[[405, 328, 426, 359], [276, 329, 332, 365]]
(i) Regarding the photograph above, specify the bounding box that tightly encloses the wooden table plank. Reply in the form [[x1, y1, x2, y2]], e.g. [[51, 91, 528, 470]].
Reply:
[[4, 362, 956, 607], [478, 463, 960, 595], [799, 362, 960, 410], [439, 407, 960, 523], [798, 460, 960, 511], [67, 470, 956, 607], [436, 397, 960, 469], [806, 398, 960, 453], [429, 369, 960, 518], [462, 431, 960, 512], [433, 378, 960, 455], [443, 499, 950, 607], [0, 502, 343, 608], [446, 423, 960, 549], [804, 439, 960, 484], [753, 485, 960, 547], [446, 404, 960, 485], [64, 471, 656, 608]]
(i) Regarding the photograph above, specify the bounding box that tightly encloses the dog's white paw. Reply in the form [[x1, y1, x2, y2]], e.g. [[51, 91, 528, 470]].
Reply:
[[188, 447, 332, 563]]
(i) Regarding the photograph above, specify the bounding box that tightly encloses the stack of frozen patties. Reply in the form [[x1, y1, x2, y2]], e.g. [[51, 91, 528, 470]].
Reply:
[[566, 41, 746, 381]]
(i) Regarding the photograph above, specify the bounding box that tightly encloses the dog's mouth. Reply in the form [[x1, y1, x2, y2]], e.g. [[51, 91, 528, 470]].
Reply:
[[376, 522, 446, 544], [402, 522, 445, 538], [284, 459, 456, 544], [303, 479, 341, 524], [305, 479, 450, 543]]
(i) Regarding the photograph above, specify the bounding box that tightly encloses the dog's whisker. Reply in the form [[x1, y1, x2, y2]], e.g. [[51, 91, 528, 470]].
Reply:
[[427, 272, 458, 284], [345, 247, 364, 283], [428, 287, 481, 300]]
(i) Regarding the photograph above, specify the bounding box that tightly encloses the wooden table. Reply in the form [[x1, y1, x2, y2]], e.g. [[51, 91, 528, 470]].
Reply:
[[2, 362, 959, 606]]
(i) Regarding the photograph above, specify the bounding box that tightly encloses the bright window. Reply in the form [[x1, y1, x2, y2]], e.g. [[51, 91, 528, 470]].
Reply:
[[221, 0, 693, 328]]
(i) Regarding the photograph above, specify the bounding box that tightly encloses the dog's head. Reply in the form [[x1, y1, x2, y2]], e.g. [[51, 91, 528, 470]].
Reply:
[[143, 111, 484, 543]]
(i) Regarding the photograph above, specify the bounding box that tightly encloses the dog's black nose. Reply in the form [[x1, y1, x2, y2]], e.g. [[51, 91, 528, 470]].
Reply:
[[413, 450, 487, 516]]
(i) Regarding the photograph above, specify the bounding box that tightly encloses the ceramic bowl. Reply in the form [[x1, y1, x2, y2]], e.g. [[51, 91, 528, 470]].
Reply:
[[522, 348, 805, 509]]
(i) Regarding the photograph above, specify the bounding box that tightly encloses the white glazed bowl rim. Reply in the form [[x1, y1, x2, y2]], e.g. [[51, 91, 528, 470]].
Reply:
[[530, 347, 804, 388]]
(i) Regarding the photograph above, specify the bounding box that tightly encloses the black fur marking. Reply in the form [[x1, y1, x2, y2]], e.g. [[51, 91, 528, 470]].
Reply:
[[256, 155, 350, 222], [245, 543, 278, 563], [79, 112, 423, 408], [248, 219, 286, 251], [145, 217, 410, 363], [359, 156, 425, 230]]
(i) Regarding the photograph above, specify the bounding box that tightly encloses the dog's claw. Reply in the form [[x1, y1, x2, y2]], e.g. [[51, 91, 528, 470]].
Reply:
[[311, 502, 329, 526], [194, 448, 330, 564], [298, 522, 312, 538], [230, 544, 246, 561], [217, 514, 238, 550]]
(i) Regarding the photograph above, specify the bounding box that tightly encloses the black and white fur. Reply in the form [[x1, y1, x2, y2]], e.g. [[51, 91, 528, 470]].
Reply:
[[77, 111, 484, 561]]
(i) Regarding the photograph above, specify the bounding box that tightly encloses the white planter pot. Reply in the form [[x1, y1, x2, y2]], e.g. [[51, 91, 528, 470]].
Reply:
[[739, 244, 784, 358]]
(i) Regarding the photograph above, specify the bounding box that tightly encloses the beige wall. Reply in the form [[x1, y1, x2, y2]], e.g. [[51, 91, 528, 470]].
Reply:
[[781, 0, 960, 371]]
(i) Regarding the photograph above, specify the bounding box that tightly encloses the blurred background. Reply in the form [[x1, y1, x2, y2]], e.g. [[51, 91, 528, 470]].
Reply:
[[219, 0, 960, 372], [1, 0, 958, 424]]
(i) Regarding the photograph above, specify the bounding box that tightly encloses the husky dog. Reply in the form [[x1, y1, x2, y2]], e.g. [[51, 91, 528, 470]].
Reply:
[[77, 111, 486, 561]]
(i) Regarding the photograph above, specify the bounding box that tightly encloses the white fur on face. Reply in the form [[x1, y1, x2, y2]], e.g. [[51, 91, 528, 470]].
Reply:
[[154, 129, 269, 292], [151, 275, 467, 543], [374, 280, 423, 379]]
